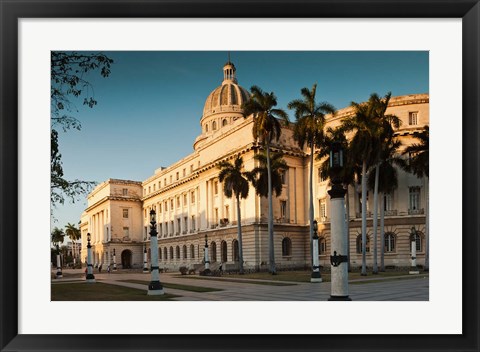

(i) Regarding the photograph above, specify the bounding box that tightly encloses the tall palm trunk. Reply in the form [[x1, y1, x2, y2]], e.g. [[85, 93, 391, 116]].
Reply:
[[266, 139, 276, 274], [372, 164, 380, 274], [424, 176, 429, 271], [361, 161, 367, 276], [236, 194, 244, 274], [309, 140, 315, 267], [380, 192, 385, 271]]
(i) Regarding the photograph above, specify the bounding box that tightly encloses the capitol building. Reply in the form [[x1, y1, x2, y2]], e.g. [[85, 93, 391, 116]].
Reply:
[[80, 60, 429, 273]]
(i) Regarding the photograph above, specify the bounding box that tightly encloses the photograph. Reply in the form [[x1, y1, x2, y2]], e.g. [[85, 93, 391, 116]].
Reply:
[[50, 51, 430, 302], [2, 1, 478, 349]]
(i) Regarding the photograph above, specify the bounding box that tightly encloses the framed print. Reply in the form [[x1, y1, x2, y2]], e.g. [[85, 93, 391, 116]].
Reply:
[[1, 0, 479, 351]]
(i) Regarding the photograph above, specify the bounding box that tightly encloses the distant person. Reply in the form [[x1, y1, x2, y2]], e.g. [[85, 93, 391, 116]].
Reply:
[[107, 265, 111, 273], [98, 264, 102, 273]]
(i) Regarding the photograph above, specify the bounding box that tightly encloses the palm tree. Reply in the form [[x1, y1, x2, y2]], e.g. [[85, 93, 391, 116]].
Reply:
[[367, 93, 401, 274], [248, 150, 288, 273], [288, 84, 336, 266], [217, 155, 251, 274], [65, 222, 81, 265], [367, 137, 405, 271], [402, 125, 429, 270], [242, 85, 289, 274], [51, 227, 65, 251], [341, 93, 387, 275]]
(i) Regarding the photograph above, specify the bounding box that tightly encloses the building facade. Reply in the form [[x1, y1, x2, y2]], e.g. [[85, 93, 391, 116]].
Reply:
[[80, 61, 429, 272]]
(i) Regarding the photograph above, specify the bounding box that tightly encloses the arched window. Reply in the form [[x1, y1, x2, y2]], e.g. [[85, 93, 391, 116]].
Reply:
[[176, 246, 180, 259], [282, 237, 292, 256], [384, 232, 396, 252], [211, 242, 217, 262], [183, 245, 187, 259], [410, 231, 423, 252], [212, 121, 217, 130], [190, 244, 195, 259], [232, 240, 239, 262], [158, 247, 162, 260], [163, 247, 167, 261], [221, 241, 228, 262], [356, 235, 370, 254], [318, 237, 327, 255], [222, 119, 228, 127], [169, 247, 173, 261], [205, 124, 209, 133]]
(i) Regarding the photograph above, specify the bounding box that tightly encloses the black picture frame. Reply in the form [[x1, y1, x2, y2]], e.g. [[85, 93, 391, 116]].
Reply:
[[1, 1, 478, 351]]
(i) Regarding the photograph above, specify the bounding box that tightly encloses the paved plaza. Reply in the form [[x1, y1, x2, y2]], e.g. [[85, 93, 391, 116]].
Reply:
[[54, 269, 429, 301]]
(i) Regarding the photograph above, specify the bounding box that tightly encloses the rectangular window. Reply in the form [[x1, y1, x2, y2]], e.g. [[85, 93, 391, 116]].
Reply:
[[164, 178, 166, 186], [225, 205, 229, 220], [148, 186, 151, 194], [123, 209, 129, 219], [191, 191, 196, 203], [153, 184, 156, 191], [159, 203, 162, 213], [384, 193, 393, 211], [280, 170, 287, 184], [170, 199, 174, 210], [122, 188, 128, 196], [184, 216, 188, 233], [158, 223, 162, 236], [170, 221, 174, 235], [177, 218, 181, 235], [280, 200, 287, 220], [176, 172, 179, 180], [214, 181, 218, 195], [409, 112, 418, 125], [123, 227, 129, 238], [191, 215, 196, 231], [183, 168, 186, 177], [183, 194, 187, 206], [409, 187, 421, 212], [319, 199, 327, 220], [176, 196, 180, 208], [215, 208, 219, 224], [164, 201, 168, 212], [190, 165, 194, 173]]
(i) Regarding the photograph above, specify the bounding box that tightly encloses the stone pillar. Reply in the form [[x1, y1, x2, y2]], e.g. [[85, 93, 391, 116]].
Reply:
[[147, 211, 164, 295]]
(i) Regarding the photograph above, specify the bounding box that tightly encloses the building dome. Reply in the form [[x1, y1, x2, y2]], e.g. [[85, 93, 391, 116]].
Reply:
[[202, 61, 250, 120]]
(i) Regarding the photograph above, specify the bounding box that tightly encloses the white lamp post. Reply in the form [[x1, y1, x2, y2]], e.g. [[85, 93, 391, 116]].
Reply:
[[203, 234, 211, 275], [409, 227, 420, 274], [112, 248, 117, 271], [147, 209, 164, 295], [86, 233, 96, 283], [311, 220, 322, 282], [55, 246, 63, 279], [328, 142, 351, 301], [143, 245, 149, 273]]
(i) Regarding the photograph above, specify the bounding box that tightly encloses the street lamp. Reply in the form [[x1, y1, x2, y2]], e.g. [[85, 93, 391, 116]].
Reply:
[[409, 227, 420, 274], [55, 245, 63, 279], [143, 245, 149, 273], [203, 234, 211, 275], [147, 209, 164, 295], [327, 141, 351, 301], [112, 248, 117, 271], [86, 233, 96, 283], [311, 220, 322, 282]]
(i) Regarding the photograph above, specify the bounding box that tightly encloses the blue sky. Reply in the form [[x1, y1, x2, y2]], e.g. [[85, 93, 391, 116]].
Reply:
[[51, 51, 429, 231]]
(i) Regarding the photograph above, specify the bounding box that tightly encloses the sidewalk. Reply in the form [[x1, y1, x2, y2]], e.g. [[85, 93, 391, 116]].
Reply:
[[53, 269, 429, 301]]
